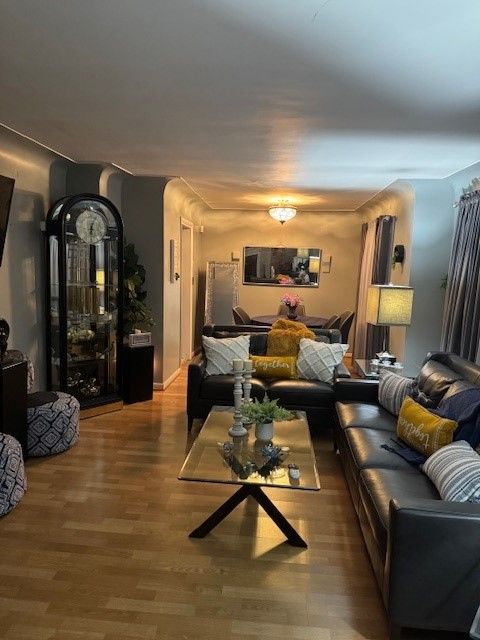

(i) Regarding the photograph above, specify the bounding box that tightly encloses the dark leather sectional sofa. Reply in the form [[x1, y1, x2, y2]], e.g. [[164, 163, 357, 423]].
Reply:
[[187, 324, 350, 430], [335, 352, 480, 638]]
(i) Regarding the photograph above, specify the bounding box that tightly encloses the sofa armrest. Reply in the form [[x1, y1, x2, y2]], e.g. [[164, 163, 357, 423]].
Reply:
[[386, 498, 480, 632], [187, 352, 207, 410], [334, 378, 379, 402], [335, 362, 351, 379]]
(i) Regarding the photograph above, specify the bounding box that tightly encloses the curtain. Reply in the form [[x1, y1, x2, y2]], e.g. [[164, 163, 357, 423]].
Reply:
[[441, 191, 480, 362], [353, 220, 377, 358], [365, 215, 396, 358]]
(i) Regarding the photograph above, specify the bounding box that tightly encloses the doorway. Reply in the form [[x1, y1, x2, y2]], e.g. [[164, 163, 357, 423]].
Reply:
[[180, 219, 194, 363]]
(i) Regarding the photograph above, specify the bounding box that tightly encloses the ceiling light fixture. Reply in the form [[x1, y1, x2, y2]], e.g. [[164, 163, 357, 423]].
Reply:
[[268, 203, 297, 224]]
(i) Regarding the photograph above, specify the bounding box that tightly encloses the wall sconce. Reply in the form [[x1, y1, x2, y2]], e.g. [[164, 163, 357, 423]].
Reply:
[[392, 244, 405, 267]]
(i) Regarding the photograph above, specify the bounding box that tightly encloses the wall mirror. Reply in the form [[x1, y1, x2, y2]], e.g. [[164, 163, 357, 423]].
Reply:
[[243, 247, 321, 287]]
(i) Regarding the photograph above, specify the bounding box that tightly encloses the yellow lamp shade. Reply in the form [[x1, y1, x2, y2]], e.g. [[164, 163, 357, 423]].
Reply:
[[366, 285, 414, 326], [308, 255, 320, 274]]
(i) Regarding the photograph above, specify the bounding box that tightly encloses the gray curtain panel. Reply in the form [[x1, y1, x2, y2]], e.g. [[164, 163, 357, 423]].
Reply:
[[441, 191, 480, 362], [354, 220, 377, 358], [366, 215, 396, 359]]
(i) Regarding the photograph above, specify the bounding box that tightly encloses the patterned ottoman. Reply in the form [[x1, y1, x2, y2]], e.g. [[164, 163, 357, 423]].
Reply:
[[0, 434, 26, 516], [27, 391, 80, 457]]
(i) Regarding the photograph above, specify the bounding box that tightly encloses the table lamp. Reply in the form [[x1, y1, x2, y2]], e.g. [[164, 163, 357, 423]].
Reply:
[[366, 284, 414, 358]]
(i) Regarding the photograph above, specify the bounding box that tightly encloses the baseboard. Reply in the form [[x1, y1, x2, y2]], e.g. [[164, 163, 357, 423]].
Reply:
[[155, 367, 182, 390], [80, 400, 123, 419]]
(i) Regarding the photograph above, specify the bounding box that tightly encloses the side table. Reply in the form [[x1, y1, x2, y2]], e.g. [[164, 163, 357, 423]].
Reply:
[[355, 359, 404, 379], [0, 359, 28, 457], [123, 345, 154, 404]]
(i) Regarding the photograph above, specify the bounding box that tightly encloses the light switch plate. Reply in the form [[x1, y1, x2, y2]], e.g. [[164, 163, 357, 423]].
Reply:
[[322, 255, 332, 273]]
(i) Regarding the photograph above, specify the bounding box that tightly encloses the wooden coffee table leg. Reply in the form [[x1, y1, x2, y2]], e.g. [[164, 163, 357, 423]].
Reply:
[[189, 484, 251, 538], [248, 485, 308, 548], [189, 484, 307, 548]]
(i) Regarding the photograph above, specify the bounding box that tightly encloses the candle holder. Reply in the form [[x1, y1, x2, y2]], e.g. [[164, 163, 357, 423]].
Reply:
[[242, 367, 254, 424], [229, 367, 248, 437]]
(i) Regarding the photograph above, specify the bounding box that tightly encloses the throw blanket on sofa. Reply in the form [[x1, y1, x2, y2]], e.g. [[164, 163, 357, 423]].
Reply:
[[267, 319, 315, 357], [435, 387, 480, 449], [381, 439, 427, 466]]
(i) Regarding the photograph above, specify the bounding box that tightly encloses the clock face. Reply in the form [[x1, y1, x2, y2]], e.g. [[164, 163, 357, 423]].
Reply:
[[75, 209, 107, 244]]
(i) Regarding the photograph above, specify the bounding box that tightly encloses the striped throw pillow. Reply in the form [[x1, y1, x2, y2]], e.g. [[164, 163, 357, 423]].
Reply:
[[423, 440, 480, 502], [378, 370, 413, 416]]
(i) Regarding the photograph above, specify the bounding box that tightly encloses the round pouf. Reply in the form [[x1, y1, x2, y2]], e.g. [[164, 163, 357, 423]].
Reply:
[[27, 392, 80, 457], [0, 434, 26, 516]]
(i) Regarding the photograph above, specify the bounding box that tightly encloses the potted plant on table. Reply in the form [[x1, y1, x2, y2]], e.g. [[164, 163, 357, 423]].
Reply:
[[242, 396, 294, 441], [281, 293, 302, 320]]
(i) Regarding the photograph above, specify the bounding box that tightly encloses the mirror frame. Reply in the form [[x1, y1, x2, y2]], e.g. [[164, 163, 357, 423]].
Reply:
[[243, 246, 321, 288]]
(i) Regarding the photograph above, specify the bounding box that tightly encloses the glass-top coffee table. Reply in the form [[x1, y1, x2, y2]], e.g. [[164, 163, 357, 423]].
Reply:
[[179, 406, 320, 548]]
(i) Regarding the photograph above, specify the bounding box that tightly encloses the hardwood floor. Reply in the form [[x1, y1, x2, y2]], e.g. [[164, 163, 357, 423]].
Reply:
[[0, 370, 466, 639]]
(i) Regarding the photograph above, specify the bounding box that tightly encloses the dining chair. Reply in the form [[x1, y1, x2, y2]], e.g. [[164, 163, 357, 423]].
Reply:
[[338, 311, 355, 343], [277, 303, 306, 316], [232, 306, 252, 325], [323, 314, 340, 329]]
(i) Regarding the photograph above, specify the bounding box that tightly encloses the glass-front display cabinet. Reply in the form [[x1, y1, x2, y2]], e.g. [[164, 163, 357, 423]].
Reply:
[[45, 194, 124, 409]]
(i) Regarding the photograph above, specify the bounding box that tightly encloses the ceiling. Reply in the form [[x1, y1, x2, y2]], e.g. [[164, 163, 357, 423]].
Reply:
[[0, 0, 479, 211]]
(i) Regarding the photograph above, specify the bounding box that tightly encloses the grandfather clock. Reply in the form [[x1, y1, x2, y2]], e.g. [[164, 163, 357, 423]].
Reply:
[[45, 194, 124, 413]]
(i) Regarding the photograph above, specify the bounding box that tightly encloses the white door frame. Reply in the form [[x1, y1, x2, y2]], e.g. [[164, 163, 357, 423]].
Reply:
[[180, 218, 194, 362]]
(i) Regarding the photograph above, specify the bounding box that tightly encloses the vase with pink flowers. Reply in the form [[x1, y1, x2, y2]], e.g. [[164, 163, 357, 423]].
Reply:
[[281, 293, 302, 320]]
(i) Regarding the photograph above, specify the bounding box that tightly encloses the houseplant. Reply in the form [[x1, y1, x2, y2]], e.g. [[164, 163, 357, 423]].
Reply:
[[123, 242, 154, 338], [281, 293, 302, 319], [242, 396, 294, 441]]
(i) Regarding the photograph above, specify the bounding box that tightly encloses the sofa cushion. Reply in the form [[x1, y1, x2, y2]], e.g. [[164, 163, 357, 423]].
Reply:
[[345, 428, 420, 474], [411, 359, 464, 409], [422, 440, 480, 502], [200, 375, 267, 401], [359, 468, 439, 559], [266, 319, 315, 357], [267, 379, 334, 407], [297, 339, 348, 384], [378, 370, 413, 416], [336, 401, 396, 432], [397, 397, 457, 457], [250, 355, 297, 379], [202, 335, 250, 375], [211, 332, 268, 355]]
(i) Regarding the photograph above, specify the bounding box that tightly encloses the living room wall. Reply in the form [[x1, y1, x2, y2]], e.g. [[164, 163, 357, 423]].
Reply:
[[201, 209, 362, 344], [357, 179, 454, 375], [163, 179, 205, 386], [0, 126, 70, 389]]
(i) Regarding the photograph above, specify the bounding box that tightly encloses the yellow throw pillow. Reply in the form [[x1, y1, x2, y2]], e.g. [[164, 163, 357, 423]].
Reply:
[[267, 319, 315, 357], [250, 355, 297, 379], [397, 396, 457, 457]]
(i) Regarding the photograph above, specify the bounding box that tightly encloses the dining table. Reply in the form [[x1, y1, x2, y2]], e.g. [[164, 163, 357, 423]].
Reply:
[[251, 315, 327, 329]]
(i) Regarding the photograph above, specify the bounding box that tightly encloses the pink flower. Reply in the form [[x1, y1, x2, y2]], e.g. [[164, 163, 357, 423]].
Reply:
[[281, 293, 302, 307]]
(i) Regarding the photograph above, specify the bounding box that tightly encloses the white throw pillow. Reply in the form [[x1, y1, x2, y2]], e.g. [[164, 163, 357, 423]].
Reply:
[[423, 440, 480, 502], [297, 338, 348, 384], [202, 335, 250, 376]]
